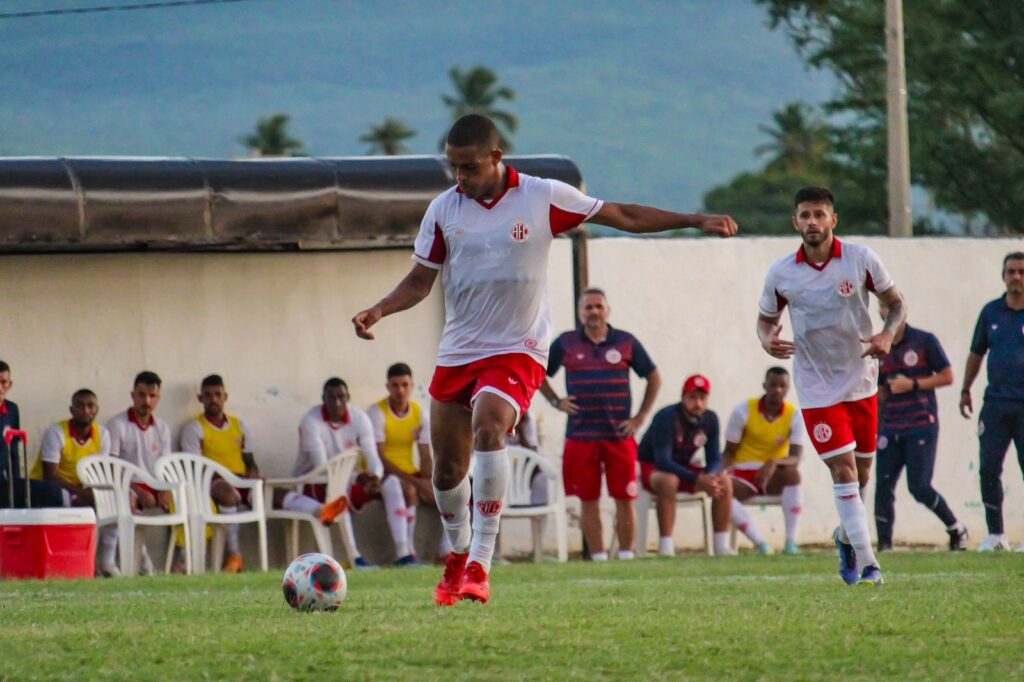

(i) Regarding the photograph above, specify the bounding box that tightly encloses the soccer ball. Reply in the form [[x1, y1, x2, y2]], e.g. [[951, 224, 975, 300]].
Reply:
[[282, 553, 347, 612]]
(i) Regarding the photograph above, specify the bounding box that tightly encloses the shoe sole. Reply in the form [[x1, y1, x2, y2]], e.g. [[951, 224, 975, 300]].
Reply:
[[857, 579, 883, 587], [434, 591, 463, 607], [460, 585, 490, 604]]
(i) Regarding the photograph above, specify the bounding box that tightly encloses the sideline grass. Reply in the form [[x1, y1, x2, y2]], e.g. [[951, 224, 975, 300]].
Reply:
[[1, 553, 1022, 680]]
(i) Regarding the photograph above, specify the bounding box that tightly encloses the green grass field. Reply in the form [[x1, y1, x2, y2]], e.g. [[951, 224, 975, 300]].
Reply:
[[1, 553, 1022, 680]]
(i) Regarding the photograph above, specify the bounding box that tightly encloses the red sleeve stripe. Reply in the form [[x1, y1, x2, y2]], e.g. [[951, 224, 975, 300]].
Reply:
[[775, 290, 788, 312], [550, 203, 589, 236], [865, 271, 876, 292], [416, 222, 447, 264]]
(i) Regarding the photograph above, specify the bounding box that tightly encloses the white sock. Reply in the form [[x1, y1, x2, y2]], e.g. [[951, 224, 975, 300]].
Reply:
[[468, 449, 510, 572], [617, 550, 635, 560], [61, 489, 72, 507], [591, 551, 609, 561], [731, 499, 767, 545], [220, 506, 240, 555], [437, 532, 453, 557], [434, 476, 472, 555], [834, 482, 878, 570], [658, 537, 674, 556], [782, 485, 803, 545], [714, 532, 731, 555], [282, 491, 321, 515], [100, 527, 118, 565], [380, 476, 409, 558], [405, 505, 417, 556]]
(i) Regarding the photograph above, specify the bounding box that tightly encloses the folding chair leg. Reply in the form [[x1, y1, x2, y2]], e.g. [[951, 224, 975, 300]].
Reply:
[[257, 517, 268, 572], [310, 521, 333, 558], [635, 490, 650, 557], [531, 518, 543, 562], [702, 498, 713, 556], [554, 507, 568, 563], [165, 527, 176, 574], [181, 522, 193, 575], [288, 519, 300, 560], [192, 521, 208, 574], [212, 526, 226, 571], [337, 512, 359, 568], [118, 522, 135, 576]]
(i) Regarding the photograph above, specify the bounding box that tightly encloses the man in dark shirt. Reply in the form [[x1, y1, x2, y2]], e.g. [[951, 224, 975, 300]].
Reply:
[[541, 288, 661, 561], [637, 374, 734, 556], [960, 251, 1024, 552], [874, 308, 967, 551], [0, 360, 63, 508]]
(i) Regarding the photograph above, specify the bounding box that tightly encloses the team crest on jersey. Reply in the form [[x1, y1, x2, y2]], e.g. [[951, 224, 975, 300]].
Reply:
[[605, 349, 622, 364], [509, 222, 530, 242], [693, 431, 707, 448], [524, 339, 538, 349], [903, 350, 919, 366], [836, 279, 856, 297], [812, 422, 833, 443], [477, 500, 502, 517], [877, 435, 888, 450]]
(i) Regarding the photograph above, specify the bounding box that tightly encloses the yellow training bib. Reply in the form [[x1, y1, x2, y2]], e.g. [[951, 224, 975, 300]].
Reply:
[[377, 398, 423, 475], [198, 414, 246, 475], [734, 399, 796, 465], [30, 420, 103, 487]]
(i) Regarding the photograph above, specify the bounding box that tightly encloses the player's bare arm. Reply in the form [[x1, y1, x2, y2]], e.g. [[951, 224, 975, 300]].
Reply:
[[959, 351, 984, 418], [722, 441, 739, 470], [617, 369, 661, 437], [757, 314, 796, 359], [352, 263, 438, 340], [539, 379, 579, 415], [861, 287, 907, 358], [590, 202, 738, 237]]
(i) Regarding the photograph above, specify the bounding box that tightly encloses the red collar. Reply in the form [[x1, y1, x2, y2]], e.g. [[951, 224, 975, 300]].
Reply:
[[68, 420, 95, 444], [0, 401, 7, 416], [456, 166, 520, 210], [127, 408, 154, 431], [321, 405, 350, 430], [796, 238, 842, 271], [203, 413, 228, 429], [758, 397, 784, 423]]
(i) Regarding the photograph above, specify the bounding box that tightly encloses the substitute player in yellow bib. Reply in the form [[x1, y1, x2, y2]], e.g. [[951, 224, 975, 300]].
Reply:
[[179, 374, 260, 573], [723, 367, 804, 555]]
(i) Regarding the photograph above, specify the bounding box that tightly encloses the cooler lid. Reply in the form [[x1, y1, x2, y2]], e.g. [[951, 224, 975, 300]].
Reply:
[[0, 508, 97, 526]]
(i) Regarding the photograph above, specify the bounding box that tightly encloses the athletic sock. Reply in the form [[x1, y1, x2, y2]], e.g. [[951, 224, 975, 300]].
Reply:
[[282, 491, 322, 515], [220, 506, 241, 555], [61, 489, 72, 507], [380, 476, 409, 558], [658, 537, 674, 556], [834, 481, 878, 570], [434, 476, 472, 555], [731, 498, 767, 545], [468, 448, 510, 572], [714, 532, 732, 555], [782, 485, 803, 545], [591, 551, 609, 561], [100, 527, 118, 565], [405, 505, 417, 556]]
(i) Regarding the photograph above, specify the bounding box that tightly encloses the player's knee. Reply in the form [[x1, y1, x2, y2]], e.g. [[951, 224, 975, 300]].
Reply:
[[382, 475, 402, 497], [907, 483, 934, 504], [472, 419, 507, 451]]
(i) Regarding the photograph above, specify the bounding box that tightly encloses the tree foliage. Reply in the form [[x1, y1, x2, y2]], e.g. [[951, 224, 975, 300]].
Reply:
[[239, 114, 305, 157], [360, 118, 417, 155], [440, 66, 517, 151], [756, 0, 1024, 235]]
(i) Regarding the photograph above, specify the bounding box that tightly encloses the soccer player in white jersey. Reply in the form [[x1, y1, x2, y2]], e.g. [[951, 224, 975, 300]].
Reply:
[[757, 186, 906, 587], [352, 114, 738, 605]]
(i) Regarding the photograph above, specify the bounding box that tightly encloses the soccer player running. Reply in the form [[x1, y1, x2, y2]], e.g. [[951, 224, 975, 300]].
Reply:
[[757, 187, 906, 587], [353, 114, 737, 605]]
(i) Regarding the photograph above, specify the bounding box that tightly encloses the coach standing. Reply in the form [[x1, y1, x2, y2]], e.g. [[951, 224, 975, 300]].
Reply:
[[960, 251, 1024, 552], [540, 288, 661, 560]]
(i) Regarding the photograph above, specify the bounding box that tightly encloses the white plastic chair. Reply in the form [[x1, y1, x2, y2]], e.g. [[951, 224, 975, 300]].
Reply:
[[634, 484, 713, 557], [264, 450, 359, 566], [77, 455, 192, 575], [730, 494, 784, 548], [155, 453, 267, 574], [500, 446, 569, 562]]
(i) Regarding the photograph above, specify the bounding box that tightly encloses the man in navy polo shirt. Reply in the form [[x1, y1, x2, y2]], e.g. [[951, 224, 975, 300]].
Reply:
[[637, 374, 734, 556], [960, 251, 1024, 552], [0, 360, 64, 508], [874, 308, 968, 551], [540, 288, 661, 561]]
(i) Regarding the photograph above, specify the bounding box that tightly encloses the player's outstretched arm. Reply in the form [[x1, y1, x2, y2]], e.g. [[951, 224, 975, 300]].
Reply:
[[590, 202, 738, 237], [352, 264, 438, 340], [757, 314, 796, 359], [861, 287, 907, 358]]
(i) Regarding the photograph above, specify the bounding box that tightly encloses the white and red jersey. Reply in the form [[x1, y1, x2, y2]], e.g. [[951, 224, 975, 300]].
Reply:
[[106, 409, 171, 476], [294, 405, 382, 478], [413, 167, 603, 368], [759, 239, 894, 409]]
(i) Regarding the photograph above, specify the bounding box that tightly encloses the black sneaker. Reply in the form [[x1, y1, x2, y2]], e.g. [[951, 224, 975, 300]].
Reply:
[[948, 526, 969, 551], [877, 542, 893, 553]]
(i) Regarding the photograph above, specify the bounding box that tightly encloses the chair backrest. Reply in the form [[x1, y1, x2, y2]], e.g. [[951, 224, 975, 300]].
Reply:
[[155, 453, 235, 516], [77, 455, 155, 522], [506, 446, 559, 507], [325, 451, 359, 502]]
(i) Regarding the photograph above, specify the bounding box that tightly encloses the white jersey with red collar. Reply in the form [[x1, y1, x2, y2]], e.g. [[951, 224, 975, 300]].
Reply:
[[106, 409, 171, 476], [413, 167, 604, 367], [759, 239, 894, 409], [294, 404, 381, 478]]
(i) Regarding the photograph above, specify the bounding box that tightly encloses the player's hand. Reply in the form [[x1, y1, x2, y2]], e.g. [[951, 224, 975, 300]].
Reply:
[[556, 396, 580, 415], [697, 214, 738, 238], [357, 472, 382, 497], [860, 331, 894, 358], [755, 461, 776, 489], [762, 323, 796, 359], [696, 473, 723, 498], [413, 478, 435, 506], [886, 374, 914, 395], [616, 415, 644, 438], [959, 391, 973, 419], [132, 486, 156, 511], [352, 306, 383, 340]]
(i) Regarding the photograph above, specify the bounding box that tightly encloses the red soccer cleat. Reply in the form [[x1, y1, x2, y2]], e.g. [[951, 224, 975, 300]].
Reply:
[[319, 495, 349, 526], [460, 561, 490, 604], [433, 552, 468, 606]]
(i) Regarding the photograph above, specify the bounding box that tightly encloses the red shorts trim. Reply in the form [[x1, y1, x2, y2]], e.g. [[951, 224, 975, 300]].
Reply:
[[801, 395, 878, 459], [730, 468, 764, 495], [639, 461, 703, 494], [563, 438, 638, 501], [429, 353, 545, 424]]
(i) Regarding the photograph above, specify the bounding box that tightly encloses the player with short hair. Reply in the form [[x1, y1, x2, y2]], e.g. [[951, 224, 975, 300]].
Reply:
[[723, 367, 804, 555], [638, 374, 733, 556], [366, 363, 451, 565], [179, 374, 261, 572], [758, 186, 907, 586], [352, 113, 737, 605], [959, 251, 1024, 552]]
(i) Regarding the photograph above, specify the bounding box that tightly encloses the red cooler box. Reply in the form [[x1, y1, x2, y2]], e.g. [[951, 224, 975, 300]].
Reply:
[[0, 508, 97, 580]]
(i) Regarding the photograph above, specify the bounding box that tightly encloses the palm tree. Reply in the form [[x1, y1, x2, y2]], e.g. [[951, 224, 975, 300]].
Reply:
[[360, 118, 417, 155], [440, 65, 517, 151], [239, 114, 305, 157], [755, 103, 829, 175]]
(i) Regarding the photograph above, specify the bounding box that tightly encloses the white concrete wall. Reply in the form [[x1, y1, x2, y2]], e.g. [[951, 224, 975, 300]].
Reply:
[[2, 236, 1021, 556]]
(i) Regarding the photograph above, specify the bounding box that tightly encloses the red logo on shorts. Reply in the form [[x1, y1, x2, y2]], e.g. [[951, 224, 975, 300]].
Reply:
[[812, 423, 833, 443], [477, 500, 502, 516], [510, 222, 530, 241]]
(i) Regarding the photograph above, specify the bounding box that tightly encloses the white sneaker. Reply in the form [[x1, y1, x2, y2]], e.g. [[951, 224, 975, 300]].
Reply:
[[978, 534, 1010, 551]]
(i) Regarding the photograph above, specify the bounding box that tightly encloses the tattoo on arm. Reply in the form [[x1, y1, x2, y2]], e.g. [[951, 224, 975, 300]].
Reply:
[[881, 298, 906, 336]]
